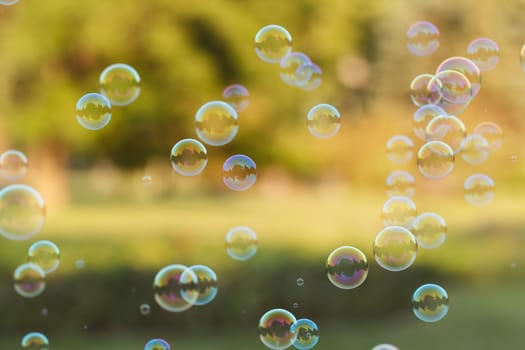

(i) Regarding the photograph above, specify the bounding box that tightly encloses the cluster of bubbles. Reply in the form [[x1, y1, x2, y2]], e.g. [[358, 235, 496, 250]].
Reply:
[[21, 331, 49, 350], [144, 338, 171, 350], [258, 308, 319, 350]]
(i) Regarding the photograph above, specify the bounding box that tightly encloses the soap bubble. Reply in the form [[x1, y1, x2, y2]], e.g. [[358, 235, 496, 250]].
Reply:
[[381, 196, 417, 228], [99, 63, 140, 106], [75, 259, 85, 269], [153, 264, 198, 312], [255, 25, 293, 63], [406, 21, 439, 56], [410, 212, 447, 249], [222, 84, 249, 113], [0, 184, 46, 241], [373, 226, 417, 272], [409, 74, 442, 106], [521, 44, 525, 72], [386, 135, 414, 164], [428, 70, 472, 106], [386, 170, 415, 198], [464, 173, 495, 206], [0, 150, 28, 181], [139, 304, 151, 315], [226, 226, 258, 261], [27, 240, 60, 274], [170, 139, 208, 176], [436, 56, 481, 98], [222, 154, 257, 191], [372, 345, 399, 350], [307, 104, 341, 138], [460, 134, 490, 165], [181, 265, 218, 306], [326, 246, 368, 289], [141, 175, 153, 186], [296, 63, 322, 90], [21, 332, 49, 350], [417, 141, 455, 179], [75, 93, 112, 130], [195, 101, 238, 146], [412, 104, 447, 140], [258, 308, 297, 350], [280, 52, 312, 86], [13, 263, 46, 298], [0, 0, 18, 5], [472, 121, 503, 151], [425, 114, 467, 153], [291, 318, 319, 350], [412, 283, 449, 322], [296, 277, 304, 287], [466, 38, 499, 71], [144, 338, 171, 350]]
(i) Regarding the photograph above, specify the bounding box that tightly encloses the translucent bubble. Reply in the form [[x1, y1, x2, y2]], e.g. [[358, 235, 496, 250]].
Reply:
[[386, 170, 415, 198], [412, 283, 449, 322], [413, 104, 447, 140], [296, 63, 322, 91], [170, 139, 208, 176], [27, 240, 60, 274], [466, 38, 499, 72], [0, 184, 46, 241], [307, 104, 341, 138], [464, 174, 495, 206], [373, 226, 417, 272], [0, 150, 28, 181], [521, 45, 525, 72], [280, 52, 312, 86], [472, 121, 503, 151], [372, 344, 399, 350], [139, 303, 151, 315], [144, 338, 171, 350], [180, 265, 218, 306], [326, 246, 368, 289], [75, 93, 112, 131], [13, 263, 46, 298], [428, 70, 472, 106], [381, 196, 417, 228], [409, 74, 442, 107], [99, 63, 140, 106], [417, 141, 455, 179], [258, 308, 297, 350], [436, 56, 481, 98], [153, 264, 199, 312], [226, 226, 258, 261], [0, 0, 18, 5], [141, 175, 153, 186], [425, 114, 467, 153], [406, 21, 439, 56], [410, 212, 447, 249], [386, 135, 414, 164], [460, 134, 490, 165], [75, 259, 85, 269], [292, 302, 299, 309], [41, 308, 48, 317], [21, 332, 49, 350], [222, 84, 249, 113], [222, 155, 257, 191], [296, 277, 304, 287], [255, 25, 293, 63], [290, 318, 319, 350], [195, 101, 238, 146]]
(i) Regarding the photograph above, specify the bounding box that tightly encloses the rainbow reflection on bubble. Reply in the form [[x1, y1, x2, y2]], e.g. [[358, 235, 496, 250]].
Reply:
[[144, 338, 170, 350], [21, 332, 49, 350], [258, 308, 297, 350], [326, 246, 368, 289], [222, 154, 257, 191], [153, 264, 198, 312], [373, 226, 417, 272], [412, 283, 449, 322], [13, 263, 46, 298], [291, 318, 319, 350]]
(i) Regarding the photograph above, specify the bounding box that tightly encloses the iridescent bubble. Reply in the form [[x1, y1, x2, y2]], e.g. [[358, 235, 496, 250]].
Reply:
[[255, 25, 293, 63], [195, 101, 238, 146], [460, 134, 490, 165], [472, 121, 503, 151], [296, 63, 322, 91], [372, 344, 399, 350], [381, 196, 417, 228], [258, 308, 297, 350], [406, 21, 439, 56], [21, 332, 49, 350], [464, 174, 495, 206], [290, 318, 319, 350], [99, 63, 140, 106], [27, 240, 60, 274], [141, 175, 153, 186], [280, 52, 312, 86], [144, 338, 171, 350], [0, 184, 46, 241], [436, 56, 481, 98], [153, 264, 198, 312], [225, 226, 258, 261], [170, 139, 208, 176], [222, 84, 250, 113], [180, 265, 218, 306], [386, 135, 414, 164], [413, 104, 447, 141], [428, 70, 472, 106], [373, 226, 417, 272], [410, 212, 447, 249], [0, 150, 28, 181], [326, 246, 368, 289], [139, 303, 151, 315], [13, 263, 46, 298], [425, 114, 467, 153], [307, 104, 341, 138], [296, 277, 304, 287], [412, 283, 449, 322], [386, 170, 415, 198], [75, 93, 112, 130], [466, 38, 499, 72], [222, 154, 257, 191], [417, 141, 455, 179], [409, 74, 442, 107]]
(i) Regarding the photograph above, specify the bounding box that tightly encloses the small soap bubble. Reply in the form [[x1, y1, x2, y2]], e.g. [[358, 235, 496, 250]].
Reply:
[[372, 344, 399, 350], [180, 265, 218, 306], [99, 63, 140, 106], [141, 175, 153, 186], [76, 93, 112, 130], [222, 84, 249, 113], [139, 304, 151, 315], [373, 226, 417, 272], [258, 308, 297, 350], [21, 332, 49, 350], [0, 0, 19, 5], [195, 101, 238, 146], [75, 259, 85, 269], [417, 141, 455, 179], [297, 63, 322, 91], [464, 173, 495, 206], [412, 104, 447, 140], [472, 121, 503, 151], [292, 302, 300, 309], [145, 339, 171, 350], [386, 135, 414, 164], [41, 308, 48, 317], [280, 52, 312, 86], [296, 277, 304, 287], [0, 150, 28, 181], [466, 38, 499, 71], [13, 263, 46, 298], [170, 139, 208, 176], [291, 318, 319, 350], [307, 104, 341, 138], [406, 21, 439, 56], [27, 240, 60, 274], [428, 70, 472, 107], [222, 154, 257, 191], [386, 170, 415, 198], [326, 246, 368, 289], [153, 264, 198, 312], [412, 283, 449, 322], [410, 212, 447, 249], [381, 196, 417, 228], [425, 114, 467, 154], [436, 56, 481, 98], [255, 25, 293, 63], [226, 226, 258, 261], [460, 134, 490, 165]]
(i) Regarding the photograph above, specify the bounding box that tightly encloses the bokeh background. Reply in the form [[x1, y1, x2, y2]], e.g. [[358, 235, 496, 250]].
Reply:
[[0, 0, 524, 348]]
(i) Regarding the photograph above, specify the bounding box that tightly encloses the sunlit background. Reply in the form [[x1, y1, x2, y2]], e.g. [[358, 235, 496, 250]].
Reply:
[[0, 0, 524, 349]]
